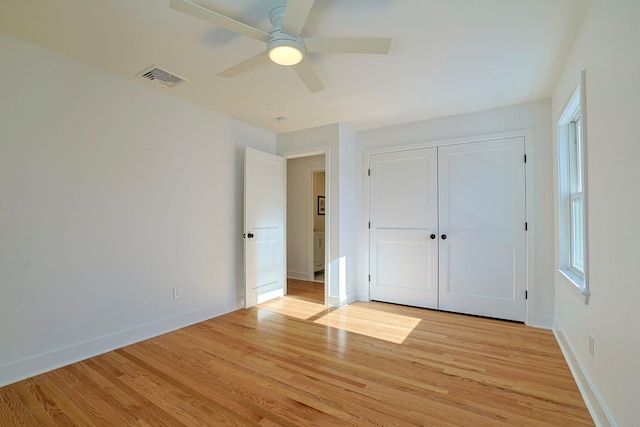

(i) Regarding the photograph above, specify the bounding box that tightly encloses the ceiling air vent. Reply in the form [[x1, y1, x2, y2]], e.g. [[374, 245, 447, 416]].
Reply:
[[135, 65, 188, 88]]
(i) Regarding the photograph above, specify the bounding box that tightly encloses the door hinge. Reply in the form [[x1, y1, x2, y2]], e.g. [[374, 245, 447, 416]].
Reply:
[[368, 168, 371, 176], [525, 222, 528, 231], [525, 290, 528, 299], [368, 221, 371, 229], [524, 154, 527, 163]]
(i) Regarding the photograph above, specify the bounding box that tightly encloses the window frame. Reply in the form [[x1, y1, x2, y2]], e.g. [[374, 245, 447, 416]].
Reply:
[[557, 73, 590, 304], [568, 115, 584, 276]]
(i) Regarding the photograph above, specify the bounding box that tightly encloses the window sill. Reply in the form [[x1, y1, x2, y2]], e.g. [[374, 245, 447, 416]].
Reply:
[[558, 269, 590, 304]]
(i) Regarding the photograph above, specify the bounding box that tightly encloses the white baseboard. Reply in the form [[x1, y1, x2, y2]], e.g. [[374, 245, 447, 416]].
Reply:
[[553, 317, 616, 427], [0, 297, 244, 387], [328, 295, 350, 307], [346, 291, 358, 305], [287, 270, 309, 280], [532, 314, 553, 329]]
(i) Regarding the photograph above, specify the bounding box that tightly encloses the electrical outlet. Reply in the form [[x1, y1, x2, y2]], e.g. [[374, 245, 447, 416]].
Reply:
[[589, 334, 595, 357], [173, 287, 182, 299]]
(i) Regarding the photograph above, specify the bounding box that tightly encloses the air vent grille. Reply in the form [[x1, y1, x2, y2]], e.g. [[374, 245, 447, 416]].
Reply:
[[136, 65, 188, 88]]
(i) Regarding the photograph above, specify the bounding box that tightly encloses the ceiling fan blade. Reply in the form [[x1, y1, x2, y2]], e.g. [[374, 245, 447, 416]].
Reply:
[[170, 0, 270, 42], [217, 52, 269, 77], [293, 62, 325, 93], [304, 37, 392, 54], [281, 0, 315, 35]]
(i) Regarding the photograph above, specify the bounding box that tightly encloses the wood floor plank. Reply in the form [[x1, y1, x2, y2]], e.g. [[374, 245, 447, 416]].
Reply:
[[4, 382, 57, 427], [286, 278, 324, 304], [115, 348, 262, 427], [48, 366, 141, 427], [81, 358, 177, 427], [0, 280, 593, 426], [29, 376, 98, 427], [128, 336, 350, 426], [0, 387, 41, 426]]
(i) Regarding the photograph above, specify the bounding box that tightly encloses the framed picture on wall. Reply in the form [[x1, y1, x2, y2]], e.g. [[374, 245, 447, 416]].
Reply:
[[318, 196, 325, 215]]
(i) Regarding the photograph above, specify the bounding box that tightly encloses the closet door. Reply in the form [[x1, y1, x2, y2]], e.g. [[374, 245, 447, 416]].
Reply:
[[438, 138, 526, 322], [369, 148, 439, 309]]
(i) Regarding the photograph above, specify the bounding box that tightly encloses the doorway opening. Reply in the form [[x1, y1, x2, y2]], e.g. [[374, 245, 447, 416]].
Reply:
[[285, 154, 326, 304]]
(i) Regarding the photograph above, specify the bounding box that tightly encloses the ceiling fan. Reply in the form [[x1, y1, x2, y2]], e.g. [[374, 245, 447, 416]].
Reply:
[[169, 0, 392, 93]]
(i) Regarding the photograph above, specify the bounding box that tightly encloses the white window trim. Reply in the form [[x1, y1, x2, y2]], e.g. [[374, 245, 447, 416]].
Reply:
[[557, 71, 590, 304]]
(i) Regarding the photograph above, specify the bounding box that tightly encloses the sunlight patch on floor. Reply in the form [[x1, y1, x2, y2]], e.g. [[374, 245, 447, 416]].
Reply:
[[314, 304, 421, 344], [257, 297, 329, 320], [258, 297, 422, 344]]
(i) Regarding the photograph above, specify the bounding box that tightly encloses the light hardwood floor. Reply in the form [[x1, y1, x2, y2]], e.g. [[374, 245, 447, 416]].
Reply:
[[286, 277, 324, 304], [1, 281, 593, 426]]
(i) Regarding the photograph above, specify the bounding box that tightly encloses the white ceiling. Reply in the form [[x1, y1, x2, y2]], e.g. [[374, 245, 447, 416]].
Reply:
[[0, 0, 589, 133]]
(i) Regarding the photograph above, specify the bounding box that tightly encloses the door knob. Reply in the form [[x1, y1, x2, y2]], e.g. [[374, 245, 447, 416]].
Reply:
[[441, 234, 447, 240], [247, 232, 254, 239], [430, 234, 436, 239]]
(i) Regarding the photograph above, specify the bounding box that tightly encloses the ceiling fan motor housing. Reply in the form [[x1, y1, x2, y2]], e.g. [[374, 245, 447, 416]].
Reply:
[[267, 6, 305, 66]]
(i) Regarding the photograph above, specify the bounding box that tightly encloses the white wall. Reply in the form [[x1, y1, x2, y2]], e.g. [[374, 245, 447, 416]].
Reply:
[[551, 1, 640, 425], [286, 155, 324, 280], [338, 125, 357, 304], [0, 33, 275, 386], [355, 99, 554, 326], [313, 172, 326, 233]]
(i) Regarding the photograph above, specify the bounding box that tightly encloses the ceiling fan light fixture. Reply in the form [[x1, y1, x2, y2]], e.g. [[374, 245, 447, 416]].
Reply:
[[269, 45, 303, 66], [267, 34, 305, 66]]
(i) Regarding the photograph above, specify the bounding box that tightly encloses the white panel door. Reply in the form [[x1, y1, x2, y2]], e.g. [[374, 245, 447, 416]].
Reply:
[[245, 147, 285, 308], [438, 138, 526, 321], [369, 148, 439, 309]]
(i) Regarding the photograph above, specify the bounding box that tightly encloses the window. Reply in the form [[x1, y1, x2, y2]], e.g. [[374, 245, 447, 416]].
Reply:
[[557, 81, 589, 299], [568, 113, 584, 274]]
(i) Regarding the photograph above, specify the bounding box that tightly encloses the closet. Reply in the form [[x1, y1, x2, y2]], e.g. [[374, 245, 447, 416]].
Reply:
[[368, 137, 526, 322]]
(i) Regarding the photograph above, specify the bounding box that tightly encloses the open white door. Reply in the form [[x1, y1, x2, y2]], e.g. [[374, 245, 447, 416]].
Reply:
[[244, 147, 285, 308]]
